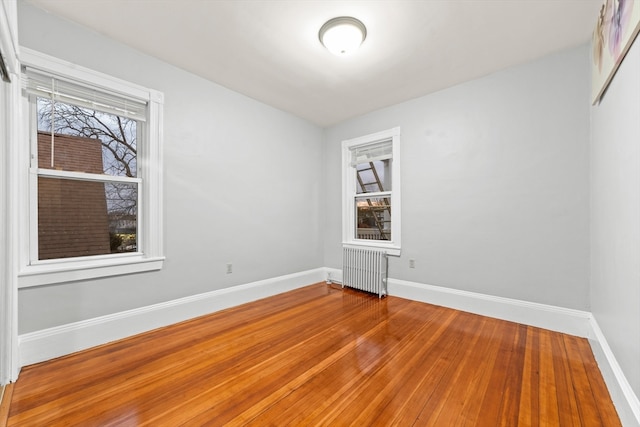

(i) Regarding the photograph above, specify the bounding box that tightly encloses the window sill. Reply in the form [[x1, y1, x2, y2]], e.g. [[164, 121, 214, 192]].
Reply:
[[343, 241, 401, 257], [18, 255, 165, 288]]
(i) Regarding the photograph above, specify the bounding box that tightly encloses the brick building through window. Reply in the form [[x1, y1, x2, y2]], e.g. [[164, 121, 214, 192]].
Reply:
[[37, 131, 111, 260]]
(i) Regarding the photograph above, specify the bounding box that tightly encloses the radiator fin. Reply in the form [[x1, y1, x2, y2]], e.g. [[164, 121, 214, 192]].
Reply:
[[342, 247, 388, 298]]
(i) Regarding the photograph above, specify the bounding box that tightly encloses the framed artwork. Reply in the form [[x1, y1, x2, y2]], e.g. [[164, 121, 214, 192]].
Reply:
[[592, 0, 640, 104]]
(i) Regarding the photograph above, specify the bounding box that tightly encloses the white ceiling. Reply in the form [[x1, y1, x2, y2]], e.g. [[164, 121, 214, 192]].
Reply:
[[26, 0, 601, 127]]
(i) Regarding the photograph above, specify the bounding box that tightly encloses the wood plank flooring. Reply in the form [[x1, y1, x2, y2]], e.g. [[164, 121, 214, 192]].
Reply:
[[6, 283, 620, 426]]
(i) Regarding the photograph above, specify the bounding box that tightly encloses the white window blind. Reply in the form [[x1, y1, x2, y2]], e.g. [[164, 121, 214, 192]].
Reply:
[[350, 140, 392, 166], [22, 67, 147, 122]]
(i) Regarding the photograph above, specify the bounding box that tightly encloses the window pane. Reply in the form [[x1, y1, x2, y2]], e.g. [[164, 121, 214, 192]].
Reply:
[[38, 177, 137, 260], [106, 182, 138, 253], [355, 159, 391, 194], [37, 97, 137, 177], [356, 196, 391, 241]]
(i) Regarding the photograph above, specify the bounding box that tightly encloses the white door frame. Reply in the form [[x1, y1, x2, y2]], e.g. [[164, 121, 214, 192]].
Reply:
[[0, 0, 20, 384]]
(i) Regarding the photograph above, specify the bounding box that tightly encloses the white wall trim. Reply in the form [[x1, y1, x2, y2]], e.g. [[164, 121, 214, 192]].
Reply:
[[388, 277, 592, 337], [326, 268, 591, 336], [19, 268, 325, 367], [2, 66, 20, 384], [588, 317, 640, 427], [0, 0, 20, 384], [0, 1, 18, 76]]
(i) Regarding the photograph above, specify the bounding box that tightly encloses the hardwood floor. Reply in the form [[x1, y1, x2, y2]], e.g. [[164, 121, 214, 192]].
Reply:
[[6, 283, 620, 426], [0, 383, 13, 426]]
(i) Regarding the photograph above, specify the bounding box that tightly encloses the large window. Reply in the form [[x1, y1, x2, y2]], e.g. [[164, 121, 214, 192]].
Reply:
[[342, 127, 401, 255], [19, 49, 164, 287]]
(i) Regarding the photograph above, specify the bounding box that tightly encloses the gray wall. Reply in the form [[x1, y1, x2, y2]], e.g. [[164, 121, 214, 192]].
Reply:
[[591, 39, 640, 398], [323, 46, 591, 310], [17, 2, 324, 333]]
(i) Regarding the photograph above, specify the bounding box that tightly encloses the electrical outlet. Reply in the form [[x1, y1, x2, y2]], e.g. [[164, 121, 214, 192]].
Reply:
[[226, 263, 233, 274], [409, 258, 415, 268]]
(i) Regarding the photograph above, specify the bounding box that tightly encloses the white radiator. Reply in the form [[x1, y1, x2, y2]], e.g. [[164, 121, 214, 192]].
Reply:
[[342, 247, 388, 298]]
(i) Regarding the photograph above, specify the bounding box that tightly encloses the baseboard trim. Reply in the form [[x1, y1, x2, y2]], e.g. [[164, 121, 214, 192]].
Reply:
[[588, 317, 640, 426], [387, 277, 592, 337], [327, 269, 592, 337], [18, 268, 325, 367]]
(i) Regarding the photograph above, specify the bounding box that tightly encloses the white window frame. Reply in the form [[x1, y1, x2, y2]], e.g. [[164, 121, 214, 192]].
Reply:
[[18, 48, 164, 288], [342, 127, 401, 256]]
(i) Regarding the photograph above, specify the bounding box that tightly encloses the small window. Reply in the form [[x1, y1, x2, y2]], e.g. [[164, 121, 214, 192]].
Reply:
[[19, 48, 164, 287], [342, 127, 401, 255]]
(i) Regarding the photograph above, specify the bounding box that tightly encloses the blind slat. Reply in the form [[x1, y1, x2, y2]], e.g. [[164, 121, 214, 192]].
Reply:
[[23, 68, 147, 122]]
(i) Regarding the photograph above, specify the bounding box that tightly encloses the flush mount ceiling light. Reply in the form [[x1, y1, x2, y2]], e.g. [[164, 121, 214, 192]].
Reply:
[[319, 16, 367, 56]]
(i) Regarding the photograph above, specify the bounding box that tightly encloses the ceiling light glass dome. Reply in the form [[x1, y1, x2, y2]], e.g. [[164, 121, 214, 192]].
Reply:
[[319, 17, 367, 56]]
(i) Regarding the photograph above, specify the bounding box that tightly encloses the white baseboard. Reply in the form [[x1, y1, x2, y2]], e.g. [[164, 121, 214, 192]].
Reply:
[[18, 268, 325, 367], [387, 278, 592, 337], [325, 268, 342, 284], [588, 317, 640, 427], [327, 269, 590, 336]]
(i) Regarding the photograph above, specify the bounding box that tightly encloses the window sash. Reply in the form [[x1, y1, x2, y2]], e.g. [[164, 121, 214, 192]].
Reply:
[[33, 95, 141, 179], [31, 173, 142, 263], [37, 168, 141, 185], [36, 177, 140, 261], [354, 190, 391, 200], [355, 195, 391, 239]]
